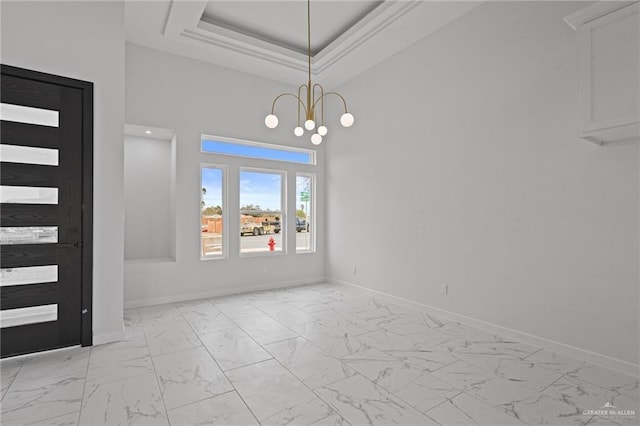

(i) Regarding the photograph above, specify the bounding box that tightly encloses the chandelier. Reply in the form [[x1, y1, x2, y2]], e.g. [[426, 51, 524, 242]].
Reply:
[[264, 0, 354, 145]]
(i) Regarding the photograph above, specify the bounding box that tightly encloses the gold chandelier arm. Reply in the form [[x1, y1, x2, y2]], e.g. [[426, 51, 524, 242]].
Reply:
[[297, 85, 305, 125], [313, 91, 350, 113], [271, 92, 308, 116], [313, 84, 324, 125]]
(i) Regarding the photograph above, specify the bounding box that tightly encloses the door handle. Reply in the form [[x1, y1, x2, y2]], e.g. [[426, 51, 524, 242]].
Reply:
[[58, 242, 81, 248]]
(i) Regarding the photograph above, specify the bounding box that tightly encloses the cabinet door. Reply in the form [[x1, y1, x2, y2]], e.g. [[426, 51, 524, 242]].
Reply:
[[579, 3, 639, 142]]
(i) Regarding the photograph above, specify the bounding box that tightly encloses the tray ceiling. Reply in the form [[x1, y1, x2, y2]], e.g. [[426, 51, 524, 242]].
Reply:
[[201, 1, 384, 56], [126, 1, 482, 87]]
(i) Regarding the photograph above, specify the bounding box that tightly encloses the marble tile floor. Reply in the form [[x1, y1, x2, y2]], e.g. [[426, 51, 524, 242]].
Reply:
[[1, 283, 638, 425]]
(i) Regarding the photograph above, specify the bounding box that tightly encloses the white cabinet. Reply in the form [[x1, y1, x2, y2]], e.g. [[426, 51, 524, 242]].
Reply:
[[565, 2, 640, 144]]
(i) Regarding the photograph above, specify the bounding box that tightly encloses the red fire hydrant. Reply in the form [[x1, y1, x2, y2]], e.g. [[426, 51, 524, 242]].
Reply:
[[268, 237, 276, 252]]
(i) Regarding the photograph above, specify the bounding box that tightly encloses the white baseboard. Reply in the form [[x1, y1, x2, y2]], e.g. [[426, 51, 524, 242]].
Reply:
[[328, 278, 640, 378], [124, 277, 325, 309], [93, 329, 125, 346]]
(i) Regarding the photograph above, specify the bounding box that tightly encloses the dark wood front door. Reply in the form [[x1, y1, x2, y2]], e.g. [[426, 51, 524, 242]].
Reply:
[[0, 65, 93, 358]]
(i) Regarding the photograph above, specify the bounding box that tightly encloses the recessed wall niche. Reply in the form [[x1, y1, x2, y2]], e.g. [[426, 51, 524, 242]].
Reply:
[[124, 124, 176, 261]]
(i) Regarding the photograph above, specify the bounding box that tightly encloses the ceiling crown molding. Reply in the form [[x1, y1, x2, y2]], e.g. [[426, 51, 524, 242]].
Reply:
[[563, 0, 637, 30], [127, 1, 483, 87]]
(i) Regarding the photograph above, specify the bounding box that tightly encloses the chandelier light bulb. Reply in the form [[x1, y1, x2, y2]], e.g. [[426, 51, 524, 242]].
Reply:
[[304, 119, 315, 130], [265, 114, 279, 129], [317, 125, 328, 136], [340, 112, 354, 128], [294, 126, 304, 137], [311, 133, 322, 145]]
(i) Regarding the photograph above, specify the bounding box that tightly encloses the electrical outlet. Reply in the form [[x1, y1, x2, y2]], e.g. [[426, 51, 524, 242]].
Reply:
[[352, 265, 357, 274], [440, 284, 448, 295]]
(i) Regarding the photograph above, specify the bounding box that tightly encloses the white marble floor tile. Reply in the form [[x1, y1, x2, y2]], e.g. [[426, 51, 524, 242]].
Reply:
[[421, 312, 449, 329], [309, 309, 374, 335], [566, 364, 639, 399], [166, 391, 258, 426], [465, 374, 543, 409], [430, 361, 496, 392], [344, 356, 431, 394], [143, 318, 202, 356], [292, 321, 370, 358], [309, 413, 349, 426], [439, 322, 501, 343], [258, 303, 317, 326], [225, 359, 319, 422], [213, 301, 264, 320], [462, 357, 563, 391], [1, 372, 85, 425], [510, 392, 593, 425], [199, 327, 272, 371], [397, 374, 464, 413], [27, 411, 80, 426], [379, 316, 433, 336], [89, 334, 149, 366], [1, 348, 88, 425], [360, 329, 454, 352], [86, 354, 154, 388], [79, 373, 168, 425], [343, 353, 463, 413], [137, 303, 183, 325], [373, 303, 423, 320], [260, 396, 338, 426], [13, 347, 89, 386], [5, 282, 631, 426], [523, 349, 586, 374], [315, 374, 437, 425], [181, 309, 237, 335], [475, 338, 541, 359], [173, 299, 217, 314], [426, 392, 525, 425], [342, 307, 398, 331], [511, 376, 639, 425], [288, 298, 342, 314], [386, 348, 458, 372], [124, 323, 146, 340], [232, 313, 298, 345], [239, 290, 285, 306], [153, 346, 233, 410], [1, 357, 24, 399], [123, 308, 141, 328], [436, 338, 507, 357], [341, 348, 398, 366], [264, 337, 355, 389]]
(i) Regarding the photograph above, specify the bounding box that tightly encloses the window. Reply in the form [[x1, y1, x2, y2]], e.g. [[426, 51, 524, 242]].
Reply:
[[201, 166, 225, 258], [201, 134, 317, 259], [239, 169, 285, 255], [202, 136, 315, 165], [296, 174, 315, 252]]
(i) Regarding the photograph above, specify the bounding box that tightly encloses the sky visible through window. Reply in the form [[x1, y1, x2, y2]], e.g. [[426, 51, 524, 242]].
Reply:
[[202, 139, 312, 164], [202, 169, 282, 212], [240, 171, 281, 211], [202, 168, 222, 209]]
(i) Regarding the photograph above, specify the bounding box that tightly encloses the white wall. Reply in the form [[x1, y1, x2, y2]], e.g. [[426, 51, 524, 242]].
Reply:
[[124, 44, 325, 306], [1, 2, 125, 343], [124, 135, 174, 260], [327, 1, 639, 367]]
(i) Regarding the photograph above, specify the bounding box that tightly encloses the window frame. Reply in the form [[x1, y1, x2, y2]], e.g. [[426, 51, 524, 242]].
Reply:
[[295, 172, 316, 254], [201, 134, 316, 165], [200, 163, 228, 260], [238, 167, 287, 257]]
